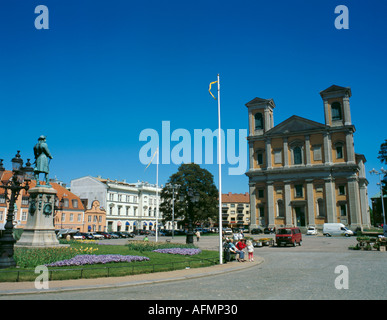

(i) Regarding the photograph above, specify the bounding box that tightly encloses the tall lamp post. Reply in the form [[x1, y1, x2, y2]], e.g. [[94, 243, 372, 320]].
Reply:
[[179, 188, 199, 244], [166, 183, 180, 239], [0, 151, 34, 268], [370, 168, 387, 227]]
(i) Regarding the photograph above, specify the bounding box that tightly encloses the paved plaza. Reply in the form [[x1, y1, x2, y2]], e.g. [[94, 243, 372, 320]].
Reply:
[[1, 234, 386, 300]]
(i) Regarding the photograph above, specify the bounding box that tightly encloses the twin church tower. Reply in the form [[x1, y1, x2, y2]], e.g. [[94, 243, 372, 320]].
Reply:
[[246, 85, 369, 230]]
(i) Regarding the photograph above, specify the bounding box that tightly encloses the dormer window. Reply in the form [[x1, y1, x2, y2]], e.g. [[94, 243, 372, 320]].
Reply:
[[254, 113, 263, 130], [331, 102, 342, 120]]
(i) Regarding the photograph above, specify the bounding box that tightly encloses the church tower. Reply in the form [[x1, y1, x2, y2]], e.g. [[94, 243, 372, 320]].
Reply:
[[245, 97, 275, 136], [320, 85, 352, 127]]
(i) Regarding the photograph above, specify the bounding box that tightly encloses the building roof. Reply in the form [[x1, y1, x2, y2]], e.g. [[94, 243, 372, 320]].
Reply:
[[222, 192, 249, 203], [0, 171, 84, 211]]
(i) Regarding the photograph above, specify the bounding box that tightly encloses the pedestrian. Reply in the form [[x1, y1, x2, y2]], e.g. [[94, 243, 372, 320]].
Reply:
[[246, 240, 254, 262], [195, 230, 201, 242], [236, 238, 247, 262]]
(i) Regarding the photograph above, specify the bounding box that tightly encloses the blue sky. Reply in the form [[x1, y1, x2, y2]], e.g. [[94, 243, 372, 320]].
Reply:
[[0, 0, 386, 202]]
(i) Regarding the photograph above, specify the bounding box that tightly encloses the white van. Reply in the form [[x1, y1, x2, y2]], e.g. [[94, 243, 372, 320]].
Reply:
[[323, 223, 353, 237]]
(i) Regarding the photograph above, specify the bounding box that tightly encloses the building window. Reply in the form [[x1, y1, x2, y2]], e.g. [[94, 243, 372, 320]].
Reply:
[[256, 151, 264, 165], [277, 200, 284, 218], [72, 199, 78, 208], [293, 146, 302, 165], [254, 113, 263, 130], [70, 214, 74, 222], [340, 204, 347, 216], [295, 185, 303, 198], [259, 207, 265, 217], [317, 198, 325, 217], [336, 145, 343, 159], [61, 213, 65, 222], [0, 195, 5, 204], [78, 214, 82, 222], [22, 210, 27, 221], [258, 189, 264, 198], [338, 185, 346, 195], [331, 102, 342, 121], [22, 196, 29, 206]]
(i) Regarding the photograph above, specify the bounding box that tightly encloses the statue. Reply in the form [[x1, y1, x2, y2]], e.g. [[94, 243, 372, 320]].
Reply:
[[33, 135, 53, 187]]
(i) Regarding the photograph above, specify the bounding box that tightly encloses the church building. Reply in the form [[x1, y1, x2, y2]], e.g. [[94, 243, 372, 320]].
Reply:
[[246, 85, 370, 231]]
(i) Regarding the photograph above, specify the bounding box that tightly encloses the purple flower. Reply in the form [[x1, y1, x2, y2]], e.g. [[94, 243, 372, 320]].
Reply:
[[152, 248, 201, 255], [45, 254, 149, 267]]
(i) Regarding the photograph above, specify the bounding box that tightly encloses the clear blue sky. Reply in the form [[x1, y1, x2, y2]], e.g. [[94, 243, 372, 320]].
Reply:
[[0, 0, 386, 202]]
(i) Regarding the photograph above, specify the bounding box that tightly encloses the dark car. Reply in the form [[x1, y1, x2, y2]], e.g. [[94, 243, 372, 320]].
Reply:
[[97, 232, 112, 239], [121, 231, 135, 238], [251, 228, 263, 235], [264, 227, 275, 234]]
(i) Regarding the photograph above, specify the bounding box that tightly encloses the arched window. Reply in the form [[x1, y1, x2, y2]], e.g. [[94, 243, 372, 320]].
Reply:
[[331, 102, 342, 121], [293, 146, 302, 165], [254, 113, 263, 130]]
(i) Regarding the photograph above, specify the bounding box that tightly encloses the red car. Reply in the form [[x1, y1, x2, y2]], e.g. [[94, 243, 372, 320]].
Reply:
[[275, 227, 302, 247]]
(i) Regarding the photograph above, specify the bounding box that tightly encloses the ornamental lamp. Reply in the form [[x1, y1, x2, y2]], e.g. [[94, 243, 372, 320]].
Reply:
[[11, 151, 23, 172], [23, 159, 34, 183]]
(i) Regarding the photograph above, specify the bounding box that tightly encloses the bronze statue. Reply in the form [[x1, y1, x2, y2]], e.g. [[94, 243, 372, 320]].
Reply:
[[33, 135, 53, 187]]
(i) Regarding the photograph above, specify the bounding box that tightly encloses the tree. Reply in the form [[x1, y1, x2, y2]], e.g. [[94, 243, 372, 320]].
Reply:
[[378, 139, 387, 165], [160, 163, 218, 229]]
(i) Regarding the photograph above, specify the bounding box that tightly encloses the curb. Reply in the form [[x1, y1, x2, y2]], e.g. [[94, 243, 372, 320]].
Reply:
[[0, 257, 264, 296]]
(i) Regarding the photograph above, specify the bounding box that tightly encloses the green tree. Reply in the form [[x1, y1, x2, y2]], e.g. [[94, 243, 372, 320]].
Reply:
[[160, 163, 218, 228], [378, 139, 387, 164]]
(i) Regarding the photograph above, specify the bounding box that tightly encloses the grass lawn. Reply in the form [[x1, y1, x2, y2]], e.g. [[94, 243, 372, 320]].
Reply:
[[0, 241, 219, 282]]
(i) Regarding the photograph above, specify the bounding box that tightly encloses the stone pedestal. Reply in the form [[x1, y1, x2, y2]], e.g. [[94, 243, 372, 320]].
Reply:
[[16, 186, 61, 247]]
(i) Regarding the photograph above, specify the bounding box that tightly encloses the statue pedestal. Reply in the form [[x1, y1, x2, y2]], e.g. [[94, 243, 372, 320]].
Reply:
[[16, 186, 61, 247]]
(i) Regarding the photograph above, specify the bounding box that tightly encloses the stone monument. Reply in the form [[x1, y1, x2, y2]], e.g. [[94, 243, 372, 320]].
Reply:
[[17, 136, 61, 247]]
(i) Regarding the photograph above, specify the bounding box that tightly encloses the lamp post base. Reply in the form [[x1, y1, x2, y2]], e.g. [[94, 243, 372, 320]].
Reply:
[[0, 238, 17, 269]]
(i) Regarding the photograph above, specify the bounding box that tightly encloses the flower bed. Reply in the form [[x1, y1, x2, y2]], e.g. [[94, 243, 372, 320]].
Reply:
[[152, 248, 201, 255], [45, 254, 150, 267]]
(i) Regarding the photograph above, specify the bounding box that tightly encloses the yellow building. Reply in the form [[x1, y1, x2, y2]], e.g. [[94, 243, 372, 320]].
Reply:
[[246, 85, 370, 231]]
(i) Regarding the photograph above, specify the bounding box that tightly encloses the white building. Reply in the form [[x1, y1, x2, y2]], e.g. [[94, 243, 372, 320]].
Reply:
[[70, 176, 162, 232]]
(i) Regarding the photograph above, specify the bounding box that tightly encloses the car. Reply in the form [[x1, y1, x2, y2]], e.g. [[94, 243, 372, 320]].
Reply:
[[275, 227, 302, 247], [323, 223, 353, 237], [306, 226, 318, 235], [108, 232, 119, 239], [264, 227, 275, 234], [81, 232, 94, 240], [121, 231, 135, 238], [97, 232, 112, 239], [88, 232, 104, 240], [73, 232, 85, 240], [223, 228, 233, 235], [251, 228, 263, 235]]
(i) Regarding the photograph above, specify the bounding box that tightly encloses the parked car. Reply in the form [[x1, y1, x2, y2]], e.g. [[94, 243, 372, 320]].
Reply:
[[323, 223, 353, 237], [264, 227, 275, 234], [224, 228, 233, 235], [88, 232, 104, 240], [251, 228, 263, 235], [81, 232, 94, 240], [97, 232, 112, 239], [306, 226, 318, 235], [275, 227, 302, 247], [121, 231, 135, 238], [73, 232, 85, 240], [108, 232, 119, 239]]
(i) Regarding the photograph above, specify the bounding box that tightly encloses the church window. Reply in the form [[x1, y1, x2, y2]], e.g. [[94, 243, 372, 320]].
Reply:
[[254, 113, 263, 130], [331, 102, 342, 120]]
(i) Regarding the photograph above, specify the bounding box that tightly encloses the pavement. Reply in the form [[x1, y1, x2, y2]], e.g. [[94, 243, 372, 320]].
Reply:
[[0, 235, 263, 296]]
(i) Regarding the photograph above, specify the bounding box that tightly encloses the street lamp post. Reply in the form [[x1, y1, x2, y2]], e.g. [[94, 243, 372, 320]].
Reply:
[[179, 188, 199, 244], [166, 183, 180, 239], [370, 168, 387, 227], [0, 152, 34, 268]]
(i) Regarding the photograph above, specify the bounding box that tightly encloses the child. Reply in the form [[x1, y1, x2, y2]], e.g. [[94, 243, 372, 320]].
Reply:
[[246, 240, 254, 262]]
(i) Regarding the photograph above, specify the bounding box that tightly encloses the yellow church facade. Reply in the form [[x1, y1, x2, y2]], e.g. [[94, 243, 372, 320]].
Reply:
[[246, 85, 370, 231]]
